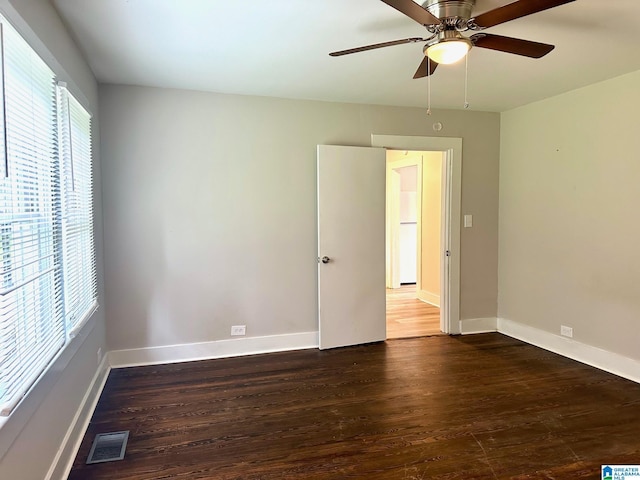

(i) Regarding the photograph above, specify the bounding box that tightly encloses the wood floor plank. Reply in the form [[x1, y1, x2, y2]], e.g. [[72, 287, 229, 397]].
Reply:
[[68, 334, 640, 479], [386, 285, 441, 339]]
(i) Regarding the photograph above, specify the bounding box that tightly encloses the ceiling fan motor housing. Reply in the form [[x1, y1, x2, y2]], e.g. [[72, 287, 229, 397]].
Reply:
[[422, 0, 475, 23]]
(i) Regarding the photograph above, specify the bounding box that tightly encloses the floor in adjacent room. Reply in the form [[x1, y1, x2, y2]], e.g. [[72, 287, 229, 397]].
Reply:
[[68, 334, 640, 479], [386, 284, 441, 339]]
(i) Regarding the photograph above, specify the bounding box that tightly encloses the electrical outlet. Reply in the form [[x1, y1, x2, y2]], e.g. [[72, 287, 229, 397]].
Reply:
[[97, 347, 102, 366], [560, 325, 573, 338], [231, 325, 246, 336]]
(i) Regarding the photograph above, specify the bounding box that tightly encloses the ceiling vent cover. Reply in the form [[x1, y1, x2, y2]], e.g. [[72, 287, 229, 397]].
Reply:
[[86, 431, 130, 464]]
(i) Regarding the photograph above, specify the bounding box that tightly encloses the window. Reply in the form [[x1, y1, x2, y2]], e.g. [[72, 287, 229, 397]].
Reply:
[[0, 17, 96, 417], [58, 86, 97, 336]]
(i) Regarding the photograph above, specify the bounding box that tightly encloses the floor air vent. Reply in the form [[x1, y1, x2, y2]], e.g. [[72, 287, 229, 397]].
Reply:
[[86, 431, 130, 464]]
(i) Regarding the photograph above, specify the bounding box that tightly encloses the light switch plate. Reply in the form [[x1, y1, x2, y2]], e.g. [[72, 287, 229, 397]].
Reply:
[[464, 215, 473, 228]]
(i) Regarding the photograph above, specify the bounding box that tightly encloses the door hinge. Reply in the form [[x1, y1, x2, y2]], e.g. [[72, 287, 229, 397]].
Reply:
[[445, 250, 451, 257]]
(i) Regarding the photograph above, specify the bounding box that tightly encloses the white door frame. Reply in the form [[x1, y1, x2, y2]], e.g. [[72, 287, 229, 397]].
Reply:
[[386, 155, 423, 290], [372, 135, 462, 335]]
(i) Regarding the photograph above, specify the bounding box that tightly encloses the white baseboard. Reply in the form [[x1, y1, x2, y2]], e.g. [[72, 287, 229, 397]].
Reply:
[[418, 290, 440, 307], [498, 318, 640, 384], [46, 355, 111, 480], [459, 317, 497, 335], [108, 331, 320, 368]]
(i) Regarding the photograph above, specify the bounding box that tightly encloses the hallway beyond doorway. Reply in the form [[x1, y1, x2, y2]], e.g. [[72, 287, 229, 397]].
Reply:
[[386, 285, 442, 339]]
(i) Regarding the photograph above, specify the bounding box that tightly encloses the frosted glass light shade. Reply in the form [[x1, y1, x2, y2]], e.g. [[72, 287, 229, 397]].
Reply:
[[426, 38, 471, 65]]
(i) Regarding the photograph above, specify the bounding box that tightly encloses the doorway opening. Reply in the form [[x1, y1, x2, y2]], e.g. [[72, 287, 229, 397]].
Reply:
[[316, 136, 461, 350], [386, 149, 445, 339]]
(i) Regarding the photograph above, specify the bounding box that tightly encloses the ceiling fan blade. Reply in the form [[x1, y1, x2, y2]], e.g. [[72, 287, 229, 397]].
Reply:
[[472, 0, 576, 29], [413, 56, 439, 79], [471, 33, 554, 58], [380, 0, 441, 26], [330, 37, 426, 57]]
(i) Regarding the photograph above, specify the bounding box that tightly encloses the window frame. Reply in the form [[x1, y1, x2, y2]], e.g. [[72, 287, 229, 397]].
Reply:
[[0, 12, 98, 421]]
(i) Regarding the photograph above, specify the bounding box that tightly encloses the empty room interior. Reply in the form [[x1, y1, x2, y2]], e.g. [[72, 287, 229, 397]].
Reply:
[[1, 1, 640, 479]]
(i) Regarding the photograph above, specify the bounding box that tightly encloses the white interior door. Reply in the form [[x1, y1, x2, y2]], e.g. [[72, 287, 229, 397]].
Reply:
[[317, 145, 386, 350]]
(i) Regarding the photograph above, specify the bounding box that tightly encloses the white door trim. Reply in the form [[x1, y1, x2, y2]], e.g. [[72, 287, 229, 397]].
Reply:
[[371, 135, 462, 335]]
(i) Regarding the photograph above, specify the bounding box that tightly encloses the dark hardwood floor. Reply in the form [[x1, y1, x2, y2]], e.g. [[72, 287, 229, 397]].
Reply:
[[68, 334, 640, 479]]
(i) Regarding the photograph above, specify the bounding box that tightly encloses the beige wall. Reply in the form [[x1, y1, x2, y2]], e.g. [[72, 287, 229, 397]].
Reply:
[[420, 153, 442, 300], [100, 85, 501, 352], [499, 69, 640, 361], [0, 1, 106, 479]]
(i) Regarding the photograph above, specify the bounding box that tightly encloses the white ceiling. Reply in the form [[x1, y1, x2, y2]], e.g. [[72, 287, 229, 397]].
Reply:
[[51, 0, 640, 112]]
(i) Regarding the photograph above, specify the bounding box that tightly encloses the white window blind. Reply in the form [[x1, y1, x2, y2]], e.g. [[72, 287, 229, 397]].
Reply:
[[0, 20, 63, 416], [58, 86, 97, 337]]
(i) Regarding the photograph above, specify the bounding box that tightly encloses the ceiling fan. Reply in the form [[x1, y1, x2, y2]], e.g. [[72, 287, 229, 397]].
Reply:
[[330, 0, 576, 78]]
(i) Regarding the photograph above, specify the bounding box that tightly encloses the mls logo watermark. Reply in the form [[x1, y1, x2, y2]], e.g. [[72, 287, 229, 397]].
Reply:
[[603, 465, 640, 480]]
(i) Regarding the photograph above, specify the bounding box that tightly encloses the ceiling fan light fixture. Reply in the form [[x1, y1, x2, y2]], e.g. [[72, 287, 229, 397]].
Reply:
[[425, 31, 472, 65]]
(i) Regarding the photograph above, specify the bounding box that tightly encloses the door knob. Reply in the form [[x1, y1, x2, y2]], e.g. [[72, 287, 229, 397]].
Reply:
[[321, 256, 331, 264]]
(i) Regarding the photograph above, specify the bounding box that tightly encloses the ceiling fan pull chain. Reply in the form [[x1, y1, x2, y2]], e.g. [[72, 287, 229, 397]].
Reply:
[[464, 54, 470, 110], [427, 57, 432, 116]]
